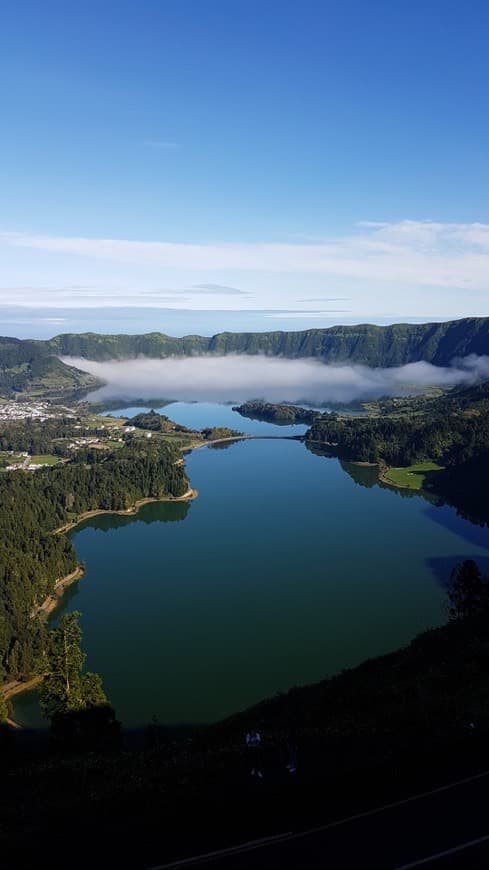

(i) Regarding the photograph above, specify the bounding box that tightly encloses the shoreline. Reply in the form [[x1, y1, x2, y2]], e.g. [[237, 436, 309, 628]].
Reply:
[[53, 487, 198, 535], [3, 487, 198, 721], [378, 466, 420, 491], [2, 566, 87, 722], [181, 434, 251, 453], [35, 565, 86, 618], [2, 675, 42, 702], [4, 435, 302, 723]]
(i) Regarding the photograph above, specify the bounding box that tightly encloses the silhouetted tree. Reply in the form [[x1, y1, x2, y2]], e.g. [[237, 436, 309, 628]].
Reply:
[[448, 560, 489, 620]]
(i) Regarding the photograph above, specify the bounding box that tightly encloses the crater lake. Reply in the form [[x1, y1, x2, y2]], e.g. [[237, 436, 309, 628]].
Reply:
[[13, 403, 489, 728]]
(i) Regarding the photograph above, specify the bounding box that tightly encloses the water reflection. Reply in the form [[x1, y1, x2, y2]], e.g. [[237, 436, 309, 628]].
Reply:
[[70, 501, 191, 535], [205, 440, 241, 451], [422, 504, 489, 552], [339, 460, 378, 489]]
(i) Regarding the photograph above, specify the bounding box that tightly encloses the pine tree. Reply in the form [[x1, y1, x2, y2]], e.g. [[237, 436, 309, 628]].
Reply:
[[40, 611, 107, 717], [448, 560, 489, 620]]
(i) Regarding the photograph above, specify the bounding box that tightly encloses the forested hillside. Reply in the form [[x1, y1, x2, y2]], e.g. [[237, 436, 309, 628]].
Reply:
[[0, 439, 188, 682], [1, 318, 488, 399], [307, 380, 489, 464], [48, 316, 489, 365], [234, 400, 319, 424], [0, 336, 100, 398], [306, 381, 489, 523]]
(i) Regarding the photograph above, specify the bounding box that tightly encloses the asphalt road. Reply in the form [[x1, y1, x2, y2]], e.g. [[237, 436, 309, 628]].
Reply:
[[149, 770, 489, 870]]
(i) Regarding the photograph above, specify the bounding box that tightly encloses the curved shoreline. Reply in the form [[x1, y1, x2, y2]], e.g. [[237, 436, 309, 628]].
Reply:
[[53, 487, 198, 535], [377, 466, 423, 491], [4, 435, 302, 724], [3, 487, 198, 722], [35, 565, 86, 618]]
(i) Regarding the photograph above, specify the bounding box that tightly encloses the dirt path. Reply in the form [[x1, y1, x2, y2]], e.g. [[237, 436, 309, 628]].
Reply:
[[34, 566, 86, 618]]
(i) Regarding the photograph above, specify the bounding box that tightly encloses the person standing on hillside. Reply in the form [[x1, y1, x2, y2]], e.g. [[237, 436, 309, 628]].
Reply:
[[246, 730, 263, 779], [285, 730, 298, 774]]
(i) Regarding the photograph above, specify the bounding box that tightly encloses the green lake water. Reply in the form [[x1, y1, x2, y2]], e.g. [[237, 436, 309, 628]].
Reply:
[[13, 404, 489, 728]]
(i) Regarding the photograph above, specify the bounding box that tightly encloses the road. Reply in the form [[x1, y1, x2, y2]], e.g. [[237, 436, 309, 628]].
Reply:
[[148, 770, 489, 870]]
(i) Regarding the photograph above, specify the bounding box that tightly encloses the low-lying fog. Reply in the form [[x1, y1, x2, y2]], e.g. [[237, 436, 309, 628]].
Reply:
[[64, 354, 489, 405]]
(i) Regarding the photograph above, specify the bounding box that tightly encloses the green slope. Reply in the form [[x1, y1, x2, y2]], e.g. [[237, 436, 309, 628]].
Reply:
[[0, 336, 101, 399], [47, 316, 489, 365], [1, 317, 488, 399]]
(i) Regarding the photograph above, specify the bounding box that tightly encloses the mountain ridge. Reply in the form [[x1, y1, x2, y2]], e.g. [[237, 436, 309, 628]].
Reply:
[[0, 335, 100, 399], [1, 317, 488, 398], [48, 316, 489, 366]]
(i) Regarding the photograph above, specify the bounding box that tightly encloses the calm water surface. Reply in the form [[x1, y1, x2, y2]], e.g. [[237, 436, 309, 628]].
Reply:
[[14, 406, 489, 728], [103, 400, 310, 436]]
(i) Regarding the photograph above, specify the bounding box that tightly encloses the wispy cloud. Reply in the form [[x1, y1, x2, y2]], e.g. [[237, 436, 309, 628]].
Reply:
[[192, 283, 251, 296], [2, 220, 489, 290], [298, 297, 350, 303], [268, 310, 351, 318]]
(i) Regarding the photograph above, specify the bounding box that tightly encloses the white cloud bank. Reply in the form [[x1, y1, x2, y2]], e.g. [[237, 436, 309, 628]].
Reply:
[[1, 219, 489, 309], [2, 220, 488, 322], [2, 220, 489, 288], [65, 354, 489, 405]]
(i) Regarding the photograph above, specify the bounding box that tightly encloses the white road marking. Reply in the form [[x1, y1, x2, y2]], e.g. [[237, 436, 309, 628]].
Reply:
[[147, 767, 489, 869], [146, 833, 294, 869], [394, 833, 489, 868]]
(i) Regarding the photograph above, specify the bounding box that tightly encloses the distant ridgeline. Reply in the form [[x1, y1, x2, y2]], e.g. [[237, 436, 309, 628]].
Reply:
[[47, 316, 489, 364], [0, 336, 100, 399], [1, 317, 489, 398]]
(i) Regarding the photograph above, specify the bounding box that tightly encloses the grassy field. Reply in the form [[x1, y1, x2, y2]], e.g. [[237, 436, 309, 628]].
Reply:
[[91, 439, 124, 449], [87, 415, 127, 430], [384, 461, 443, 490], [29, 454, 61, 465]]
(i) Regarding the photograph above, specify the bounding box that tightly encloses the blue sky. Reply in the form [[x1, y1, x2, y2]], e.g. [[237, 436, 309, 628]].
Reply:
[[1, 0, 488, 336]]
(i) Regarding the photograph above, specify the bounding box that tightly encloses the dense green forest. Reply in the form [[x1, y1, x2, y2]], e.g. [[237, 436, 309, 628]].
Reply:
[[307, 409, 489, 466], [0, 415, 97, 455], [306, 381, 489, 466], [130, 409, 191, 433], [234, 400, 319, 424], [130, 410, 241, 441], [0, 438, 188, 682], [304, 381, 489, 523]]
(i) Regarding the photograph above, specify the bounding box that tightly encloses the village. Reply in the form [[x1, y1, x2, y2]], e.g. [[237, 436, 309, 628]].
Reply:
[[0, 402, 155, 473], [0, 399, 75, 422]]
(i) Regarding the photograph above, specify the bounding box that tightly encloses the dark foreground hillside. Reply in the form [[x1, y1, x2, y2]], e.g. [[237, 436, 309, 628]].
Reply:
[[3, 610, 489, 869]]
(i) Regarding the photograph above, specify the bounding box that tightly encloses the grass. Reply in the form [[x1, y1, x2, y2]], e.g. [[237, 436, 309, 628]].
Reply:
[[87, 415, 126, 429], [384, 461, 443, 490], [91, 439, 124, 449], [29, 454, 61, 465]]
